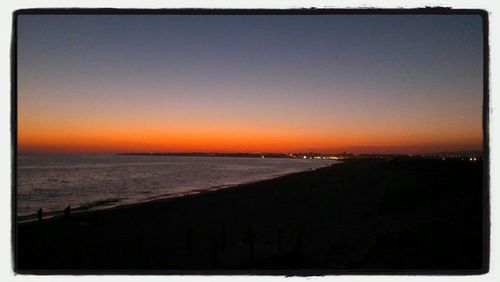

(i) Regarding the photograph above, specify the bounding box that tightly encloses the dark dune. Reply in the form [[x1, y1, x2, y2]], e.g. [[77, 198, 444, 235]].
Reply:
[[15, 158, 485, 274]]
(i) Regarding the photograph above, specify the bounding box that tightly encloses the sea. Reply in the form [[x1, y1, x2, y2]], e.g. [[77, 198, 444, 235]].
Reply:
[[17, 154, 338, 220]]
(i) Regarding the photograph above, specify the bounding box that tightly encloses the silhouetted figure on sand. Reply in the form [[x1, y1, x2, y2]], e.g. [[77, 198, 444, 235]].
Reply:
[[37, 208, 43, 221], [64, 205, 71, 218], [246, 225, 255, 264]]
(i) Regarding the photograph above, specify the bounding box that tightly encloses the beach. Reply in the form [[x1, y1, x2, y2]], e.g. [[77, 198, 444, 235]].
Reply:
[[15, 158, 485, 274]]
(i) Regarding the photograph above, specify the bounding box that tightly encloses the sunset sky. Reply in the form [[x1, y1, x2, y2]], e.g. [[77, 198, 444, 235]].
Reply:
[[17, 14, 484, 154]]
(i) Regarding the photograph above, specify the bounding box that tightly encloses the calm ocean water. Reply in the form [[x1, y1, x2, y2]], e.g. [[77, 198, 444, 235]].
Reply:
[[17, 154, 337, 219]]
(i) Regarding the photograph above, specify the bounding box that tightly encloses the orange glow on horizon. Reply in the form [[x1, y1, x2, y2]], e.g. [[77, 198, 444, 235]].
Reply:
[[18, 117, 483, 154], [17, 14, 484, 155], [18, 98, 483, 154]]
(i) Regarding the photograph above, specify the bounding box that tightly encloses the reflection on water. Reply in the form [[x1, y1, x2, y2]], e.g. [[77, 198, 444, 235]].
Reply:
[[17, 154, 338, 218]]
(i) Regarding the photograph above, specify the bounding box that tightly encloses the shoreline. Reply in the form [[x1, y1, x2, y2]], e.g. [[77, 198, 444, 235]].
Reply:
[[16, 158, 484, 273], [17, 162, 339, 224]]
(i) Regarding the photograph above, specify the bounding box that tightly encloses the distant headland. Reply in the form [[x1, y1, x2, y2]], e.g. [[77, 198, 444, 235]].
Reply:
[[117, 151, 483, 160]]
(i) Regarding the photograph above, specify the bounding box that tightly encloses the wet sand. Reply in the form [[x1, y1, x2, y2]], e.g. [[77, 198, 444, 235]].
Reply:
[[15, 158, 485, 274]]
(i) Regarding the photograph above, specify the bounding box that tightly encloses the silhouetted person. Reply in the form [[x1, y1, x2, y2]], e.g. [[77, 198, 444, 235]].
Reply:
[[37, 208, 43, 221], [294, 226, 303, 257], [277, 229, 283, 256], [186, 226, 193, 253], [211, 237, 218, 269], [221, 224, 226, 251], [64, 205, 71, 218], [246, 225, 255, 264]]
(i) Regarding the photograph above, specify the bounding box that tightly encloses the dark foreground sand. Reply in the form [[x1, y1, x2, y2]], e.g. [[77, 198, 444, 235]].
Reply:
[[15, 158, 485, 274]]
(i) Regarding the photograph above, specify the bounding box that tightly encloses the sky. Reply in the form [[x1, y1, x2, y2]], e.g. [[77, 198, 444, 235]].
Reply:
[[17, 14, 484, 154]]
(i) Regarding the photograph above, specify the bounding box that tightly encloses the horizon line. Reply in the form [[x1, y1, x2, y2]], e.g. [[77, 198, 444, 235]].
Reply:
[[17, 149, 484, 156]]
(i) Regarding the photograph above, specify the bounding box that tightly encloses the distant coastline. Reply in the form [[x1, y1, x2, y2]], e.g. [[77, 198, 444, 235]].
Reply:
[[117, 150, 483, 160], [119, 152, 297, 158], [117, 152, 354, 160]]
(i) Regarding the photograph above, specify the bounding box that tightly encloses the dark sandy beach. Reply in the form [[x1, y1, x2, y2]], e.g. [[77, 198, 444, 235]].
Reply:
[[15, 158, 485, 274]]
